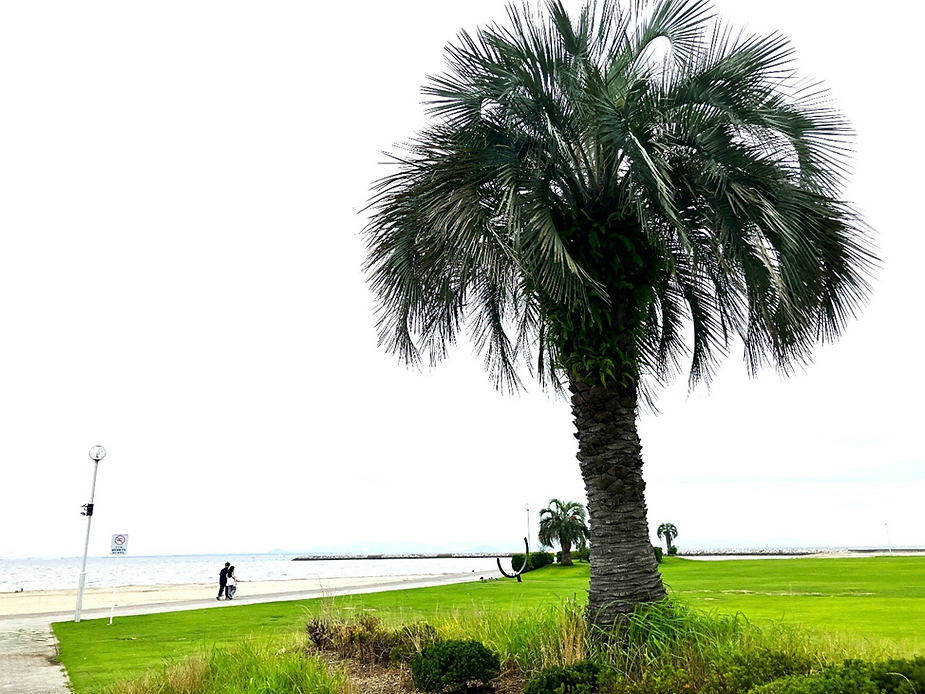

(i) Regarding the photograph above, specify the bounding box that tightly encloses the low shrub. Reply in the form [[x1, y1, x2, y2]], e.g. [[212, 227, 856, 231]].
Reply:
[[869, 655, 925, 692], [556, 548, 590, 564], [652, 546, 663, 563], [700, 648, 817, 693], [747, 657, 925, 694], [512, 552, 555, 573], [597, 664, 691, 694], [305, 615, 437, 665], [410, 639, 501, 692], [748, 659, 879, 694], [524, 661, 600, 694]]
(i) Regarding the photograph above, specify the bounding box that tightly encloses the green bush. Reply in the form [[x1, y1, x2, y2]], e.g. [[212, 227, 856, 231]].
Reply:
[[512, 552, 555, 573], [746, 658, 925, 694], [410, 639, 501, 693], [748, 660, 878, 694], [652, 545, 663, 563], [700, 648, 816, 693], [524, 661, 600, 694], [555, 548, 591, 564], [869, 656, 925, 693], [598, 664, 691, 694]]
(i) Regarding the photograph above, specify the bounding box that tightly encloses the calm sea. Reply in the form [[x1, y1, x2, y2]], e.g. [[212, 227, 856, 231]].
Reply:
[[0, 554, 503, 593]]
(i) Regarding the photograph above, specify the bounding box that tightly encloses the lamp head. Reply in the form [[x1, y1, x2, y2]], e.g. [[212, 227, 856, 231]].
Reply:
[[89, 445, 107, 463]]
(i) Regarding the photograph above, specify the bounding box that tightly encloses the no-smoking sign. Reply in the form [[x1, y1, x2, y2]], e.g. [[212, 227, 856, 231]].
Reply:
[[111, 534, 129, 555]]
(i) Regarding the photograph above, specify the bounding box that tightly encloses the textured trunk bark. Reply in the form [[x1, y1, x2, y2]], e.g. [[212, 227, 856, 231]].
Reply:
[[569, 376, 666, 626], [560, 539, 573, 566]]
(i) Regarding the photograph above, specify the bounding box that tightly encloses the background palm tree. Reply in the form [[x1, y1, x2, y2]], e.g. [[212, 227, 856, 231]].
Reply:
[[363, 0, 875, 625], [538, 498, 591, 565], [657, 522, 678, 555]]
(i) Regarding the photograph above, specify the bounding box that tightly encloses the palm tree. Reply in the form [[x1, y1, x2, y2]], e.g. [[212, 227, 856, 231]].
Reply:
[[363, 0, 875, 626], [538, 498, 591, 565], [657, 522, 678, 555]]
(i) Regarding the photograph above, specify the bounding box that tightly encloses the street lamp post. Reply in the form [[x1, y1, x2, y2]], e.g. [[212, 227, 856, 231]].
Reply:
[[525, 504, 531, 548], [75, 445, 106, 623]]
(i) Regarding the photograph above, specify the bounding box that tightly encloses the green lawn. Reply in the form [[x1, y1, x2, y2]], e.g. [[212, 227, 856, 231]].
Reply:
[[53, 557, 925, 692], [661, 556, 925, 650]]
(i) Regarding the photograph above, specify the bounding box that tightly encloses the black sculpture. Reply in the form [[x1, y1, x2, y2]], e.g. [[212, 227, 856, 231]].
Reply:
[[497, 537, 529, 582]]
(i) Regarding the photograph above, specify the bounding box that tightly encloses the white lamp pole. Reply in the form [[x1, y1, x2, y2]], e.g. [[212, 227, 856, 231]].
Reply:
[[75, 445, 106, 623], [525, 503, 531, 548]]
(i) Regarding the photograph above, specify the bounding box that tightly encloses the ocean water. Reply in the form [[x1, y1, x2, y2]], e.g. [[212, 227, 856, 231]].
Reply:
[[0, 554, 504, 593]]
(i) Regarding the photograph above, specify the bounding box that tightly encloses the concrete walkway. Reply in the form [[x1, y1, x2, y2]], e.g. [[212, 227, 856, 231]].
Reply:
[[0, 616, 68, 693], [0, 572, 481, 693]]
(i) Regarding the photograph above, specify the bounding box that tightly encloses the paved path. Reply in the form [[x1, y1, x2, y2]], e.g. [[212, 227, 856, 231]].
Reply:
[[0, 617, 68, 693], [0, 572, 481, 693]]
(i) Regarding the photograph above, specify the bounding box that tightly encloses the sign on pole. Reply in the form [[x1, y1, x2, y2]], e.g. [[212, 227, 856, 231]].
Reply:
[[111, 533, 128, 555], [109, 534, 128, 625]]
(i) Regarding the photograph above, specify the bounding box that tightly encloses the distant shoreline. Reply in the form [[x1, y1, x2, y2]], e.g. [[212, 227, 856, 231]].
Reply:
[[292, 552, 516, 561], [291, 548, 925, 561], [678, 548, 925, 557]]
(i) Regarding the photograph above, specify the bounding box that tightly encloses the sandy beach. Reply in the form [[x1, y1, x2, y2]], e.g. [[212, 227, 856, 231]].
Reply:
[[0, 573, 481, 619]]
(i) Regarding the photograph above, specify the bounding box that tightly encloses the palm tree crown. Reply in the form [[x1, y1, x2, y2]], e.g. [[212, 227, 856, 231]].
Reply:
[[363, 0, 876, 624], [538, 498, 591, 565], [364, 0, 874, 394]]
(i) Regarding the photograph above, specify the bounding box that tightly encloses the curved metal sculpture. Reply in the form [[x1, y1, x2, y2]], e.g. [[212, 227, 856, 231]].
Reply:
[[497, 537, 529, 582]]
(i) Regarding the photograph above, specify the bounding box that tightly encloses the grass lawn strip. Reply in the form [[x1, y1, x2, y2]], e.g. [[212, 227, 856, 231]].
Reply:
[[53, 557, 925, 692]]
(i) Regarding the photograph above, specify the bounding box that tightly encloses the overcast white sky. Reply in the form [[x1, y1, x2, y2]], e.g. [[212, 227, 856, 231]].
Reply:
[[0, 1, 921, 560]]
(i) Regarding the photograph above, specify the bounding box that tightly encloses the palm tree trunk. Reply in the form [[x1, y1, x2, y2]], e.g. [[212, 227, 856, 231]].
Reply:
[[561, 539, 573, 566], [569, 375, 666, 626]]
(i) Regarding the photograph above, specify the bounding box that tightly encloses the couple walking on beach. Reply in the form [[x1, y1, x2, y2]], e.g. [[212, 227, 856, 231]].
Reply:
[[217, 562, 238, 600]]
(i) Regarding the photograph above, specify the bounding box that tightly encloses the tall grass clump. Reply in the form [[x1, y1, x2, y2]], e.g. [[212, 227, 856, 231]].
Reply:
[[432, 597, 588, 674], [103, 637, 349, 694]]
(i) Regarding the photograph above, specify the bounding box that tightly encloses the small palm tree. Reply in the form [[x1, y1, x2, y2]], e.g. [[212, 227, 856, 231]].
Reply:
[[538, 499, 591, 565], [657, 522, 678, 555]]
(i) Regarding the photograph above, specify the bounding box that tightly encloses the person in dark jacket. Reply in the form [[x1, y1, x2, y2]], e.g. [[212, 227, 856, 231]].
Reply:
[[217, 562, 231, 600]]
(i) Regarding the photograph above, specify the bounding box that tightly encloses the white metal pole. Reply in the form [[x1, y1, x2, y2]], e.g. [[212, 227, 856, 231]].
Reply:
[[109, 553, 121, 626], [75, 459, 100, 622], [525, 504, 531, 549], [75, 446, 106, 622], [885, 523, 892, 555]]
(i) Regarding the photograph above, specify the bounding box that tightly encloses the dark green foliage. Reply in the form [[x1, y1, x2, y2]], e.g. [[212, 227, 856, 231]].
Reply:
[[557, 550, 591, 564], [618, 657, 925, 694], [410, 640, 501, 693], [652, 546, 663, 563], [668, 546, 678, 556], [524, 661, 600, 694], [598, 665, 691, 694], [869, 656, 925, 692], [748, 660, 879, 694], [700, 649, 816, 693], [512, 552, 555, 573]]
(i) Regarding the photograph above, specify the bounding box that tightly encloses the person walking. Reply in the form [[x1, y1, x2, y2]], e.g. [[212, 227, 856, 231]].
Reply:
[[226, 565, 238, 600], [217, 562, 230, 600]]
